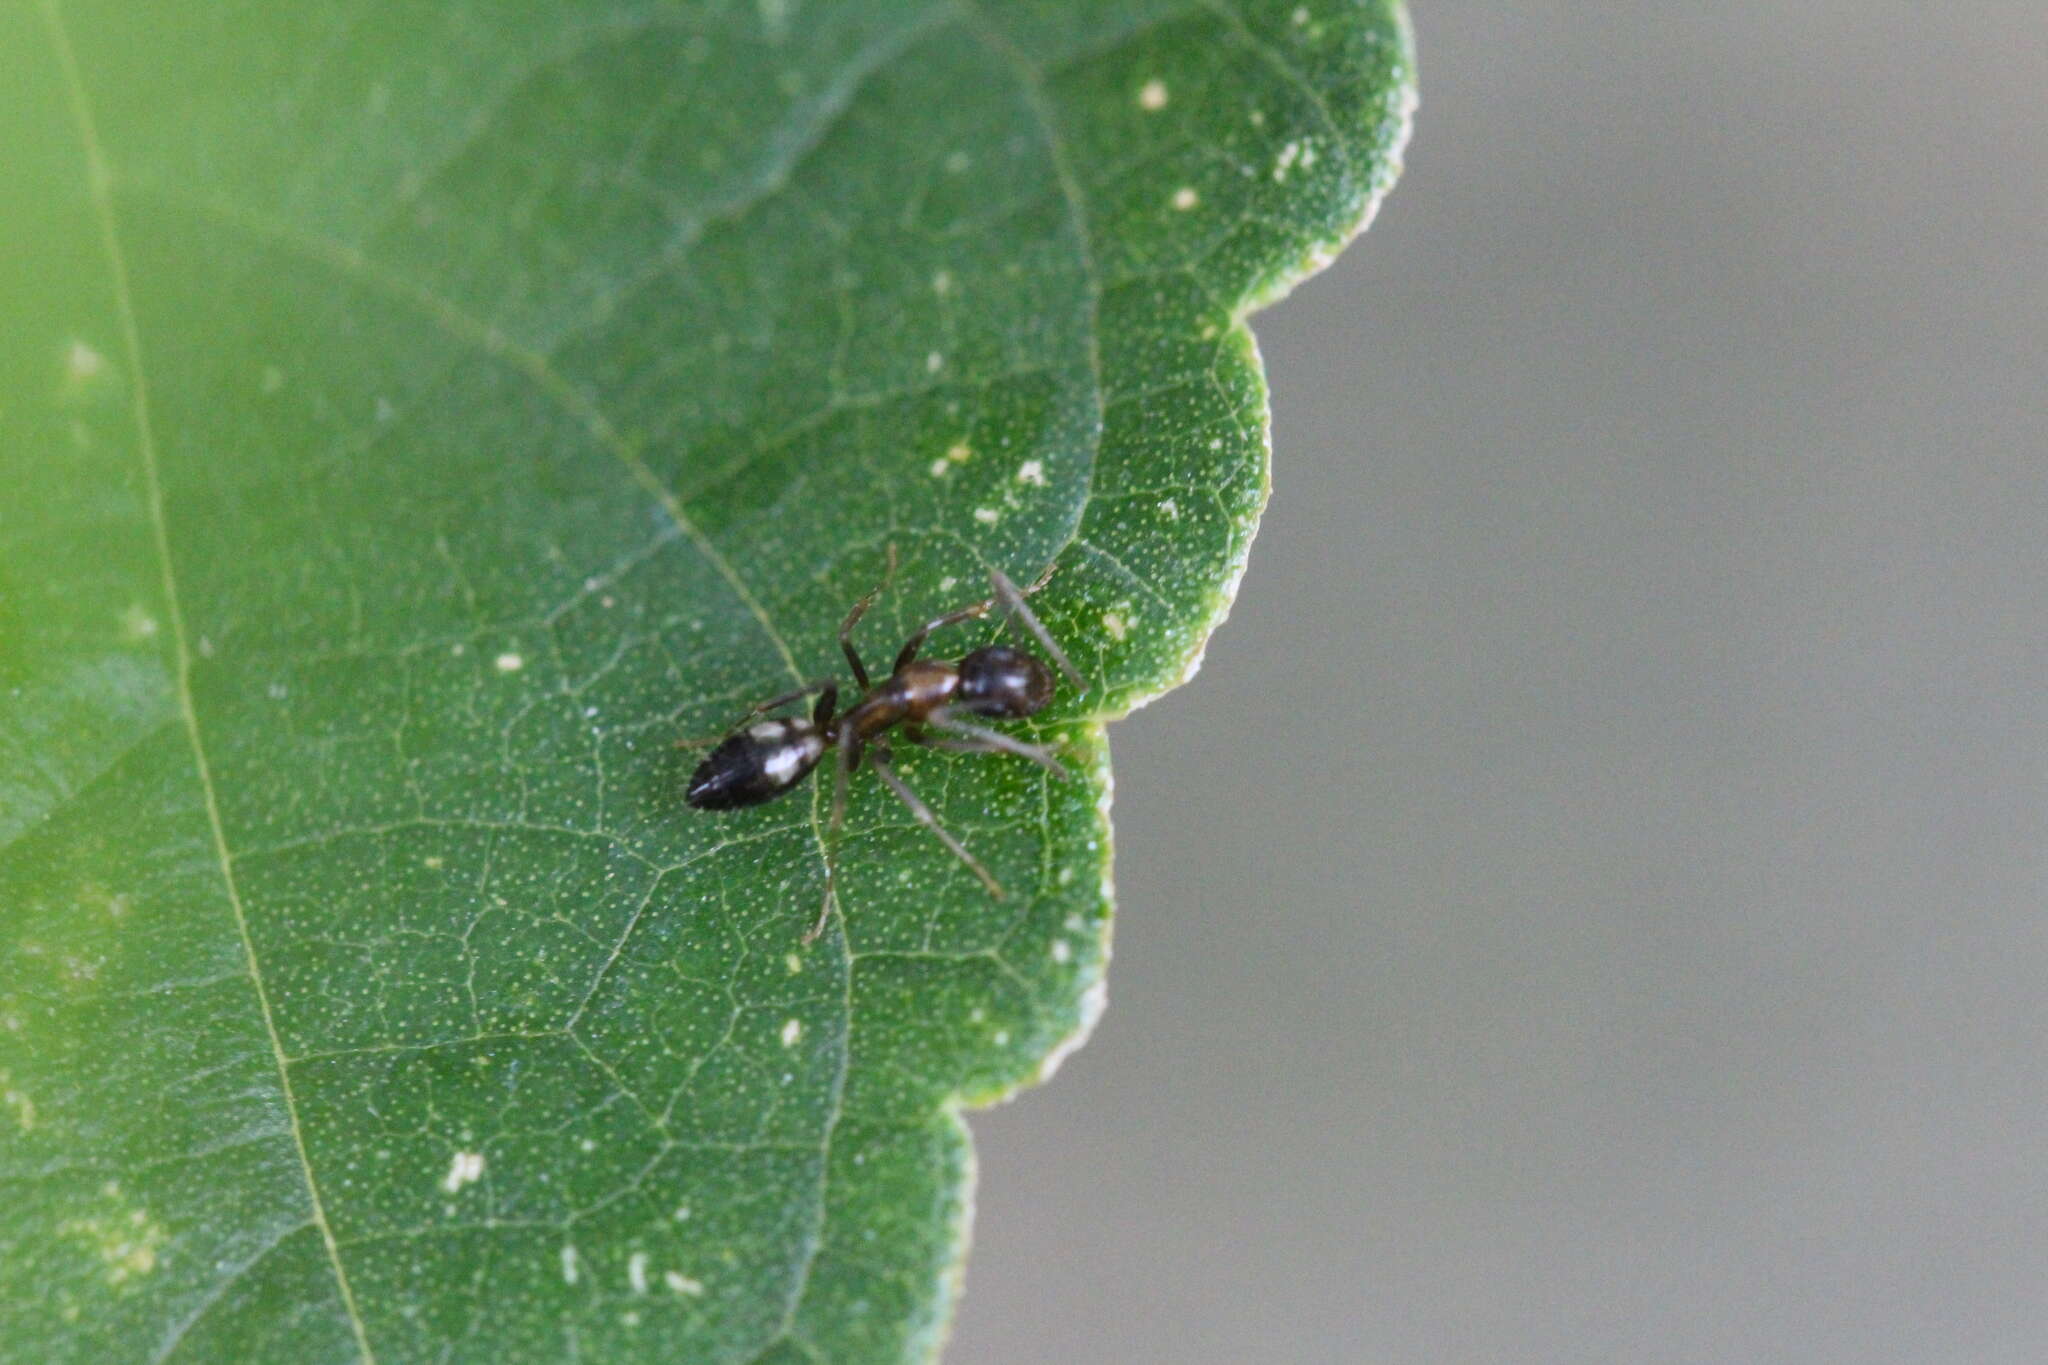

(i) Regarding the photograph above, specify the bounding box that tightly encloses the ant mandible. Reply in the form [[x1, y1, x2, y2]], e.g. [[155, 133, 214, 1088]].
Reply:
[[683, 548, 1084, 941]]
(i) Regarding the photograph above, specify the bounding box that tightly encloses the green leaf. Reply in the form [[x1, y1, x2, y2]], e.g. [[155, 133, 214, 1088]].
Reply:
[[0, 1, 1413, 1359]]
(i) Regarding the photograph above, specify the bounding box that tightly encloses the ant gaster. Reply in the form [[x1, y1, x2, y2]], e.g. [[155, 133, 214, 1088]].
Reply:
[[684, 549, 1083, 941]]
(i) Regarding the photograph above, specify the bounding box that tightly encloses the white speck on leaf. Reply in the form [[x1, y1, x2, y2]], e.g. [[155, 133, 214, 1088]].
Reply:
[[932, 269, 953, 295], [781, 1018, 802, 1047], [2, 1074, 34, 1132], [65, 340, 105, 381], [1138, 79, 1168, 110], [440, 1151, 485, 1194], [947, 442, 972, 463], [1172, 186, 1199, 211], [665, 1270, 705, 1296], [628, 1251, 650, 1294], [120, 604, 158, 640], [926, 351, 944, 373], [974, 507, 1000, 525], [1016, 459, 1046, 486], [1274, 141, 1303, 181], [1051, 940, 1072, 964], [60, 1200, 165, 1286], [1103, 611, 1129, 641], [495, 652, 523, 672], [561, 1245, 580, 1284], [929, 458, 950, 478]]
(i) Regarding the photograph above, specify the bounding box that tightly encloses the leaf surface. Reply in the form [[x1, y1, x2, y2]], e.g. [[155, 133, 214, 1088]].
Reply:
[[0, 2, 1413, 1359]]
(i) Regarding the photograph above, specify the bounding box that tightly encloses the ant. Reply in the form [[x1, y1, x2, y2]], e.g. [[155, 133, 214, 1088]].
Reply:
[[684, 548, 1084, 941]]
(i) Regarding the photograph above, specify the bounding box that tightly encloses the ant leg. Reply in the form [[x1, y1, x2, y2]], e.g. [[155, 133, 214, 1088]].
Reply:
[[812, 683, 838, 731], [675, 678, 834, 748], [867, 750, 1004, 899], [893, 599, 994, 673], [886, 560, 1070, 674], [838, 545, 897, 691], [806, 734, 862, 943], [925, 709, 1070, 779], [747, 680, 833, 718], [989, 567, 1083, 691], [915, 735, 1037, 763]]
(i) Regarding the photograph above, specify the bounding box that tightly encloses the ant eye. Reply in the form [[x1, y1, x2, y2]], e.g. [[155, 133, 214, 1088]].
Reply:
[[956, 646, 1053, 718]]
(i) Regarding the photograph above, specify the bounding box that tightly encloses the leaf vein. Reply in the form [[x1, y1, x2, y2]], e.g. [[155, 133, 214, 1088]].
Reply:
[[36, 5, 378, 1359]]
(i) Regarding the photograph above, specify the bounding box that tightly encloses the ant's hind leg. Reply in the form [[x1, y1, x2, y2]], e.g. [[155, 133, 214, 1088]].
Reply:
[[805, 736, 861, 942], [838, 544, 897, 691], [868, 750, 1004, 899], [676, 678, 834, 748], [989, 567, 1083, 691], [748, 680, 833, 718], [811, 683, 838, 730]]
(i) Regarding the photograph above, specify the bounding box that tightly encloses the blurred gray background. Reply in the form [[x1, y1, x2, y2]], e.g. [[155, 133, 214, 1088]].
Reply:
[[952, 3, 2048, 1362]]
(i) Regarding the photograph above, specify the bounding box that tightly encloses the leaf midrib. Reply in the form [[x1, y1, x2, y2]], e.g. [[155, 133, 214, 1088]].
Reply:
[[34, 1, 378, 1358]]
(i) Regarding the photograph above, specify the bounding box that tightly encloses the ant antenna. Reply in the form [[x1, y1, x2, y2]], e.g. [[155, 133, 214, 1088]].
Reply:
[[990, 566, 1084, 691]]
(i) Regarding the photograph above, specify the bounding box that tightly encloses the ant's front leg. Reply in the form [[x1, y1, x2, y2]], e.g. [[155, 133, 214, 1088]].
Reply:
[[893, 599, 994, 673], [891, 563, 1082, 690]]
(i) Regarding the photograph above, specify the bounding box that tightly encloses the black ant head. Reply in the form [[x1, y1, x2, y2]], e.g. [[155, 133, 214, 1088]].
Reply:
[[956, 645, 1054, 719]]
